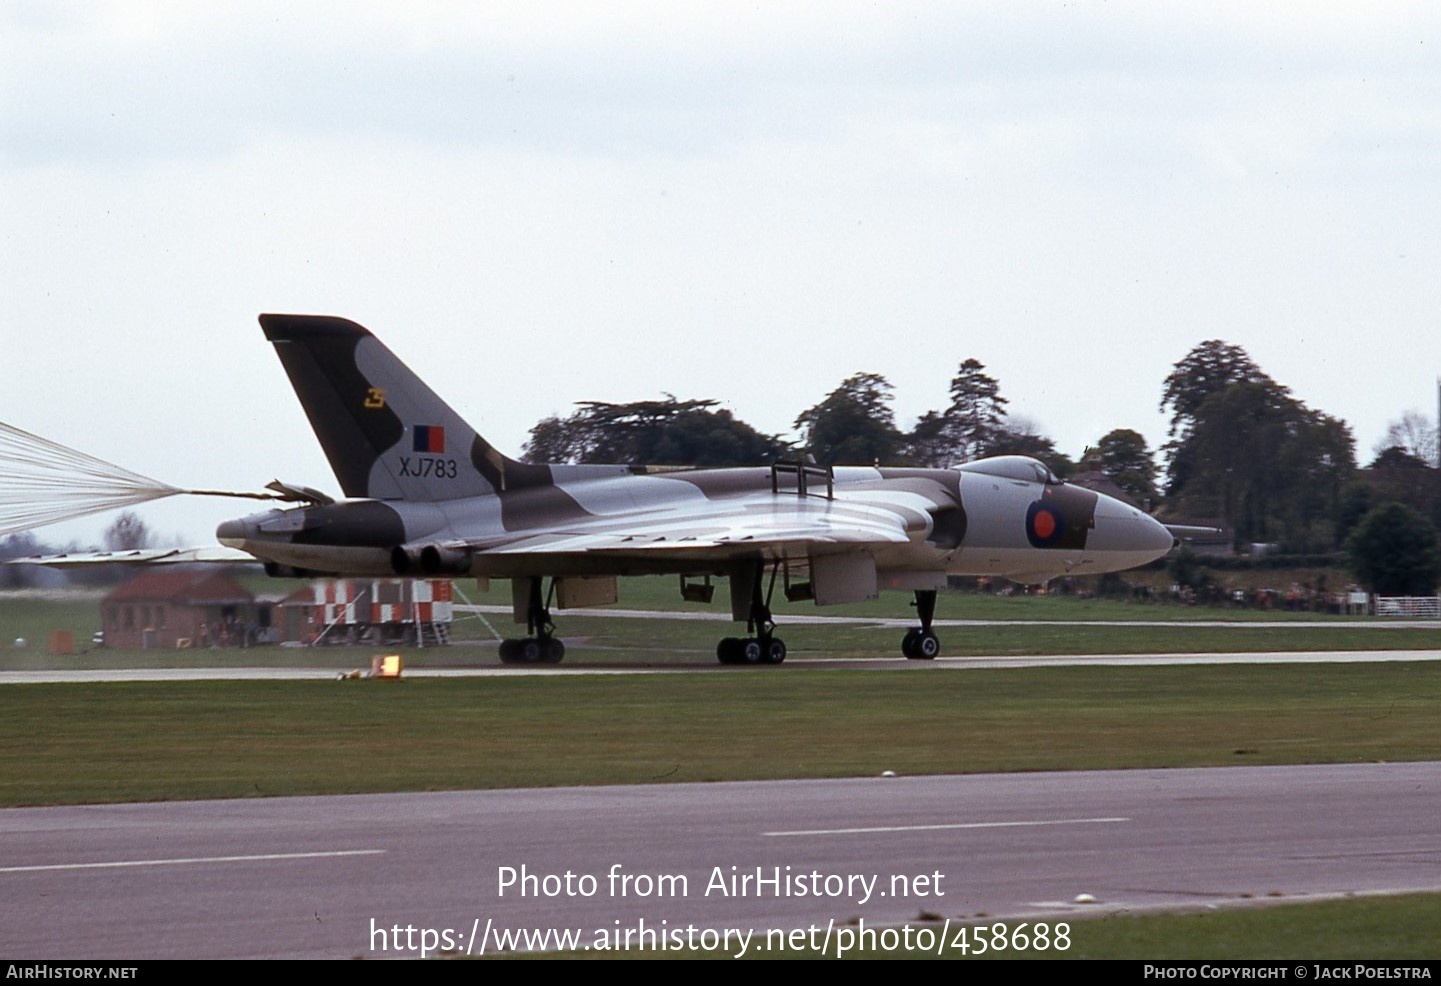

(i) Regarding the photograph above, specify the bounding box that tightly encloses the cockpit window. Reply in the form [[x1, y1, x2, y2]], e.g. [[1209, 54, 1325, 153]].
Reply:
[[957, 455, 1061, 485]]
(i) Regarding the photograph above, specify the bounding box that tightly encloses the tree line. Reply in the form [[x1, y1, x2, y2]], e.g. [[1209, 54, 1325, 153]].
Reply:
[[521, 341, 1441, 593]]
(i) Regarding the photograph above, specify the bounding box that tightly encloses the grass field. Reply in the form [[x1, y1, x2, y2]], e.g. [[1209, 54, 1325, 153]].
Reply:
[[1, 580, 1437, 670], [3, 662, 1437, 806]]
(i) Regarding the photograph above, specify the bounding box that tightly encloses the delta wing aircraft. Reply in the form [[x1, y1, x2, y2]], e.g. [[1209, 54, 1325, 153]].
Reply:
[[196, 314, 1176, 664]]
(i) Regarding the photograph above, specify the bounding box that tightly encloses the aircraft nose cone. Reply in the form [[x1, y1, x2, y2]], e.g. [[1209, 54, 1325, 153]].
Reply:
[[1140, 512, 1177, 556], [1115, 510, 1175, 558], [1091, 496, 1176, 562], [216, 519, 246, 546]]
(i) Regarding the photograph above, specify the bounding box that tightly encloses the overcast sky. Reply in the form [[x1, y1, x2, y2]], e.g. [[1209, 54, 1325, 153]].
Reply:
[[3, 1, 1439, 546]]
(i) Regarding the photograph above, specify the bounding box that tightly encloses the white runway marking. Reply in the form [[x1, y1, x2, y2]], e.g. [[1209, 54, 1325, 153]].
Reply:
[[0, 848, 385, 873], [456, 604, 1441, 630], [763, 816, 1130, 837], [3, 651, 1438, 684]]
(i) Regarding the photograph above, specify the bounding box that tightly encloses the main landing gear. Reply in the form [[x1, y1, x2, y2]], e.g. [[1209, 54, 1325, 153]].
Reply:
[[498, 577, 566, 664], [716, 634, 787, 665], [716, 560, 787, 665], [901, 588, 941, 659]]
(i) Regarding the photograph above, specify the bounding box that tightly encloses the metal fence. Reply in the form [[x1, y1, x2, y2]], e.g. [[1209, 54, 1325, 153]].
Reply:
[[1373, 595, 1441, 618]]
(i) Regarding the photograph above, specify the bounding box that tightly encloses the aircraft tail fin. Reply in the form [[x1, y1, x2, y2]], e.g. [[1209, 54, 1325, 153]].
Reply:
[[259, 314, 551, 501]]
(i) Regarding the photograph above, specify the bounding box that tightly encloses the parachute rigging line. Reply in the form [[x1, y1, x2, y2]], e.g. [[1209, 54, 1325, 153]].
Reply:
[[0, 420, 287, 538]]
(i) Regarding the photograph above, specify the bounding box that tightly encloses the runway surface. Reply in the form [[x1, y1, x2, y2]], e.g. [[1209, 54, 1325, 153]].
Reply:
[[1, 647, 1438, 684], [453, 602, 1441, 630], [4, 762, 1439, 959]]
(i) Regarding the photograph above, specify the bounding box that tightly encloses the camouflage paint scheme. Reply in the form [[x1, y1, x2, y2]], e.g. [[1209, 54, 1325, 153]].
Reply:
[[213, 315, 1175, 660]]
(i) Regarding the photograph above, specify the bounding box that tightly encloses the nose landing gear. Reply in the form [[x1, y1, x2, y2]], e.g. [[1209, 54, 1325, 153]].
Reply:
[[901, 589, 941, 659]]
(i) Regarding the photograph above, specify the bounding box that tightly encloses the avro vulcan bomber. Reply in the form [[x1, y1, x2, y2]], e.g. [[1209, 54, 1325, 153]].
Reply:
[[206, 315, 1176, 664]]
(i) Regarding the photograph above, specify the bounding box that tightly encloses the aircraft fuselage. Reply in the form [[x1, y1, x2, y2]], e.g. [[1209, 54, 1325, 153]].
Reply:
[[218, 457, 1174, 588]]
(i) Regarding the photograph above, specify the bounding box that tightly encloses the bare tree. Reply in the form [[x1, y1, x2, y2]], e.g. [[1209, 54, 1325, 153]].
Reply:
[[103, 511, 152, 552], [1377, 410, 1439, 468]]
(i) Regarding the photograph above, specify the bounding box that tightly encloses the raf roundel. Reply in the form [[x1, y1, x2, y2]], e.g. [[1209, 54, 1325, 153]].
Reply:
[[1025, 500, 1065, 549]]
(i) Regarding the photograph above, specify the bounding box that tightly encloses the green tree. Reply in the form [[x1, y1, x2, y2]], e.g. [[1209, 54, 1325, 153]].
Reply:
[[522, 414, 584, 463], [1272, 407, 1355, 552], [1095, 428, 1158, 499], [1160, 341, 1281, 499], [900, 411, 952, 468], [902, 358, 1013, 467], [646, 407, 785, 466], [1176, 380, 1292, 540], [1159, 342, 1356, 549], [1166, 546, 1210, 594], [1345, 503, 1441, 596], [1160, 340, 1270, 438], [987, 415, 1074, 477], [523, 398, 784, 466], [1336, 482, 1374, 547], [1366, 445, 1441, 530], [945, 358, 1008, 462], [796, 373, 902, 466]]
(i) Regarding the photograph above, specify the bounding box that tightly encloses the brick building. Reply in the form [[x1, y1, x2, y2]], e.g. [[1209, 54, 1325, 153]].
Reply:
[[101, 569, 261, 649]]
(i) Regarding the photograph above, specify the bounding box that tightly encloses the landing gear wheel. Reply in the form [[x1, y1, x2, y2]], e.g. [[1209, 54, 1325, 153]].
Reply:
[[499, 637, 564, 664], [719, 558, 791, 667], [901, 628, 940, 659], [541, 638, 565, 664], [762, 637, 787, 665], [507, 577, 564, 666]]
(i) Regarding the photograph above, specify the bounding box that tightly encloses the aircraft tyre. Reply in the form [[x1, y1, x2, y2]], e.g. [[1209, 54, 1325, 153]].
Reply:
[[498, 637, 564, 664], [902, 628, 940, 659], [717, 636, 783, 665], [763, 637, 786, 664]]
